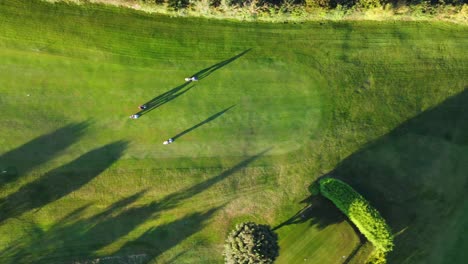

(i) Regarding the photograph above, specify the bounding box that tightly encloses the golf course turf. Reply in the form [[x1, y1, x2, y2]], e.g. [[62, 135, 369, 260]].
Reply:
[[0, 0, 467, 263]]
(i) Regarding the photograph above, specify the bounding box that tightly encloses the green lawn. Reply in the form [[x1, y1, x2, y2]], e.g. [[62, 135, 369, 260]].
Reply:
[[0, 1, 467, 263]]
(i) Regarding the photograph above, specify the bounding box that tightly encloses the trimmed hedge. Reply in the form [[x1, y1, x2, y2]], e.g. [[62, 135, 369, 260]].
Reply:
[[319, 178, 394, 254]]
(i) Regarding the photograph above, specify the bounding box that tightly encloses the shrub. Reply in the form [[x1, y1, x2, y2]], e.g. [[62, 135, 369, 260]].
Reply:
[[319, 178, 394, 254], [167, 0, 190, 10], [224, 222, 279, 264], [306, 0, 332, 8], [357, 0, 382, 9], [50, 0, 468, 23], [308, 181, 321, 195]]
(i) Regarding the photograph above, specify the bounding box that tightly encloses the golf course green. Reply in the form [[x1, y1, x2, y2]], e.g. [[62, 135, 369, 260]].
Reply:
[[0, 0, 467, 263]]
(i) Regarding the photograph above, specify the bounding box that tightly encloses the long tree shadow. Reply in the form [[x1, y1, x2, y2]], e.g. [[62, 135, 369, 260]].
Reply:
[[330, 89, 468, 263], [0, 122, 88, 186], [273, 195, 346, 231], [157, 148, 270, 208], [0, 191, 147, 264], [171, 105, 235, 142], [114, 206, 222, 263], [190, 49, 251, 81], [0, 141, 128, 224], [136, 83, 195, 117], [332, 23, 353, 63], [0, 149, 269, 263]]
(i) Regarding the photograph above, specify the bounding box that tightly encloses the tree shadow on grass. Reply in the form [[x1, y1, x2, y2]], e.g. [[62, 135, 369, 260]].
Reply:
[[190, 49, 251, 81], [0, 141, 128, 225], [171, 105, 235, 142], [141, 148, 269, 212], [114, 207, 222, 263], [273, 195, 345, 231], [331, 23, 353, 63], [0, 149, 269, 263], [0, 122, 88, 186], [0, 190, 146, 264], [330, 88, 468, 263], [137, 83, 195, 117]]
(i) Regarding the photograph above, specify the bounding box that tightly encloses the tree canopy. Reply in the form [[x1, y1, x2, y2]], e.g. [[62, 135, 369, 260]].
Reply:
[[224, 222, 279, 264]]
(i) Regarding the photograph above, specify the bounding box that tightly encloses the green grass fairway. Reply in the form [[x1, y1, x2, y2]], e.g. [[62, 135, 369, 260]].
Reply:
[[0, 1, 467, 263]]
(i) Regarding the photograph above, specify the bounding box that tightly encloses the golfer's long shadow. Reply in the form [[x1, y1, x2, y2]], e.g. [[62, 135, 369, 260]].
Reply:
[[171, 105, 235, 141], [137, 83, 194, 116], [190, 49, 251, 81], [0, 141, 128, 224], [273, 195, 345, 231], [133, 49, 249, 118], [330, 89, 468, 263], [0, 122, 88, 186]]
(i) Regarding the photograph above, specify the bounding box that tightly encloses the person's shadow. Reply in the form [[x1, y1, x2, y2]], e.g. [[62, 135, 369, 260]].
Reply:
[[169, 105, 235, 142], [188, 49, 251, 81], [136, 83, 195, 116], [133, 49, 250, 118]]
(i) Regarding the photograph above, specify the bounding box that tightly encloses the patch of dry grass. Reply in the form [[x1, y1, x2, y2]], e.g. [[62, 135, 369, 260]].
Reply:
[[44, 0, 468, 24]]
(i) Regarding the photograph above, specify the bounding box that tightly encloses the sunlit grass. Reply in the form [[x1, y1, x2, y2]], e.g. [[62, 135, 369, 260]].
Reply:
[[0, 1, 467, 263]]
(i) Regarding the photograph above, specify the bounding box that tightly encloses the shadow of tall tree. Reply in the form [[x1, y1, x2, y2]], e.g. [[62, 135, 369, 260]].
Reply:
[[273, 195, 346, 231], [330, 89, 468, 263], [0, 141, 128, 224], [0, 149, 269, 263], [115, 207, 221, 263], [0, 191, 146, 264], [0, 122, 88, 186]]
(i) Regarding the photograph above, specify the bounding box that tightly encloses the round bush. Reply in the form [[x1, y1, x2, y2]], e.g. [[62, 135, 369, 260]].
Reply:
[[224, 222, 279, 264]]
